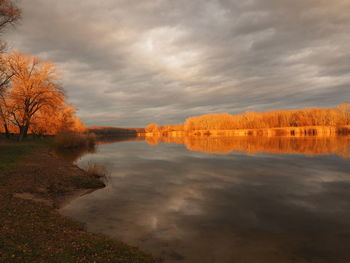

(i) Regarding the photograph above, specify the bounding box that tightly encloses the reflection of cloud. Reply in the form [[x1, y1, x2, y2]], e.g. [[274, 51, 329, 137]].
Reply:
[[61, 140, 350, 262], [5, 0, 350, 126], [167, 186, 204, 215]]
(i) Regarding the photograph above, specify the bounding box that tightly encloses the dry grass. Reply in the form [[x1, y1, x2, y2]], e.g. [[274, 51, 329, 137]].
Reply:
[[53, 131, 96, 149], [85, 162, 109, 179]]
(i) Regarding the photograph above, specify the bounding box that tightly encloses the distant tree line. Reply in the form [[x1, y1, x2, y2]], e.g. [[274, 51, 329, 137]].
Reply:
[[0, 1, 85, 141], [88, 127, 141, 137], [146, 105, 350, 133]]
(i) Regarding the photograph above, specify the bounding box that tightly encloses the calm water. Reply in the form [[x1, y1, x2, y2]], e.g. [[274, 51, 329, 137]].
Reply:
[[60, 137, 350, 263]]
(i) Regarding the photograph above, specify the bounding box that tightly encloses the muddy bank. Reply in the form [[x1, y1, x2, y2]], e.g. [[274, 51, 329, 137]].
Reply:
[[6, 147, 105, 208]]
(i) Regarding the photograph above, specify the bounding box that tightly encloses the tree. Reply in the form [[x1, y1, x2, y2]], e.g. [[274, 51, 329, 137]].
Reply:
[[0, 0, 20, 94], [145, 123, 158, 133], [160, 104, 350, 133], [0, 88, 11, 137], [3, 51, 64, 141], [30, 104, 86, 136], [0, 0, 20, 30]]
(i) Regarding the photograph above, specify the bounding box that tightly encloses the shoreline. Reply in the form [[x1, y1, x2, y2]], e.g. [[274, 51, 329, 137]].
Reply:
[[0, 142, 154, 262]]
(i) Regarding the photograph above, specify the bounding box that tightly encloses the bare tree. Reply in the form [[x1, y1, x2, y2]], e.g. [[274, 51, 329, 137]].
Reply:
[[0, 0, 20, 96], [0, 0, 20, 30]]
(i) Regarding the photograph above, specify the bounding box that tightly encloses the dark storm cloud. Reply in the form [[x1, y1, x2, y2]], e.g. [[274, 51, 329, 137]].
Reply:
[[5, 0, 350, 126]]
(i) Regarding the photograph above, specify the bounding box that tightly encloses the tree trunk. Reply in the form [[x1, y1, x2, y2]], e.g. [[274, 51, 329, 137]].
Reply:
[[23, 125, 29, 138], [18, 126, 25, 141], [3, 123, 10, 139]]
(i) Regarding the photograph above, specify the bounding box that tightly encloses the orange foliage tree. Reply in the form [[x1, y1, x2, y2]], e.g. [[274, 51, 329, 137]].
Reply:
[[145, 123, 158, 133], [3, 52, 64, 140], [181, 106, 350, 131], [145, 105, 350, 134], [0, 51, 85, 140], [30, 104, 85, 136]]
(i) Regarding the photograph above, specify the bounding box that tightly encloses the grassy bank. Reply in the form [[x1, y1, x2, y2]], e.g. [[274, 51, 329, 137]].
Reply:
[[0, 141, 38, 173], [0, 140, 154, 263]]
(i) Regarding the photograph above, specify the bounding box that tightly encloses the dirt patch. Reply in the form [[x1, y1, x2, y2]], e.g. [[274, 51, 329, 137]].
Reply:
[[13, 193, 52, 206], [5, 148, 105, 208]]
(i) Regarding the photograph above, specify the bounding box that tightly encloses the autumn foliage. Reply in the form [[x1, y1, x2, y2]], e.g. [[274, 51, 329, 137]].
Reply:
[[145, 123, 158, 133], [146, 105, 350, 134], [0, 1, 85, 141], [0, 51, 86, 140]]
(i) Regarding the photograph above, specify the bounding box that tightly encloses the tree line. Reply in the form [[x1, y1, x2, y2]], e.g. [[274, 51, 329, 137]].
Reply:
[[0, 1, 85, 141], [146, 105, 350, 134]]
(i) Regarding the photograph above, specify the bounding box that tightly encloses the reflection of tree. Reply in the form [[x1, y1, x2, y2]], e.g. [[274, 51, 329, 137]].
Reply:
[[54, 137, 147, 162], [145, 136, 159, 146], [97, 136, 143, 145], [53, 146, 96, 163], [144, 136, 350, 158]]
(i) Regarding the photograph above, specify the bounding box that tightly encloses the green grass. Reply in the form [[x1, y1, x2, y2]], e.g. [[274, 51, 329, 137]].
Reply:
[[0, 142, 38, 173]]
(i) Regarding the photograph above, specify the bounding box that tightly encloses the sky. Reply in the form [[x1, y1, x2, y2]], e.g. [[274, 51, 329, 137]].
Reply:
[[5, 0, 350, 127]]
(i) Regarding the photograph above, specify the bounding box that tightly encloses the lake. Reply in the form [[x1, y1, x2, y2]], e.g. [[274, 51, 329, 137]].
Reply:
[[60, 136, 350, 263]]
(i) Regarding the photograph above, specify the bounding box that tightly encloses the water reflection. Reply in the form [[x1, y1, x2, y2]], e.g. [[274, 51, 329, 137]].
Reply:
[[60, 137, 350, 263], [96, 135, 144, 145], [53, 146, 96, 163], [146, 135, 350, 157]]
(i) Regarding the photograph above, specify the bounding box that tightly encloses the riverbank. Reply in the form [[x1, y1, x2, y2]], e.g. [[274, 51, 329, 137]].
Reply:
[[0, 140, 154, 262]]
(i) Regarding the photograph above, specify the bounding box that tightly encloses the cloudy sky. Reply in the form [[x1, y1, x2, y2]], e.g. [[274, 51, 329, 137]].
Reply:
[[5, 0, 350, 127]]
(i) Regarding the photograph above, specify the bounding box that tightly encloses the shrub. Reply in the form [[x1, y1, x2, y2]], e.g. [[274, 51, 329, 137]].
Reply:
[[85, 162, 109, 178], [145, 123, 158, 133]]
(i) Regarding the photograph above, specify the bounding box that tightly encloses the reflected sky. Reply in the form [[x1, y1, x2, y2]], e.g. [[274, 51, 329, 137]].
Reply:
[[60, 138, 350, 263]]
